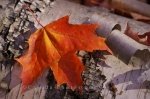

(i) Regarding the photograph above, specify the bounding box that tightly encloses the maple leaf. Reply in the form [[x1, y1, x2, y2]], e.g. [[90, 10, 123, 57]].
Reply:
[[16, 16, 110, 91], [125, 23, 150, 46]]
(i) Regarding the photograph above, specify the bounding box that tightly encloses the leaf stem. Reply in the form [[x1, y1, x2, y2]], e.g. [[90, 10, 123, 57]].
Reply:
[[22, 3, 44, 28]]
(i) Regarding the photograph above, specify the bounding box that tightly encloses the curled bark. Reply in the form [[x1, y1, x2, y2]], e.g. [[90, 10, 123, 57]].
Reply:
[[105, 29, 149, 65]]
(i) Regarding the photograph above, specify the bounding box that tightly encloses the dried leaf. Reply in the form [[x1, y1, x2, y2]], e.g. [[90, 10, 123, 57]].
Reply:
[[15, 16, 110, 91], [125, 23, 150, 46]]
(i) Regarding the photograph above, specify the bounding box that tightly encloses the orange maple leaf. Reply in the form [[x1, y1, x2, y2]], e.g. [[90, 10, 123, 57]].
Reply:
[[16, 16, 110, 91]]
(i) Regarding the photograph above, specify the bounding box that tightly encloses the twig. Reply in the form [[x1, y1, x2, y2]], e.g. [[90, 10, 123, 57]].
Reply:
[[22, 4, 44, 28]]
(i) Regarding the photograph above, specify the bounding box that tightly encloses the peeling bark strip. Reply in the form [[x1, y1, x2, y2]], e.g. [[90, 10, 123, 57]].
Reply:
[[89, 13, 150, 37], [89, 14, 150, 66], [105, 30, 150, 65]]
